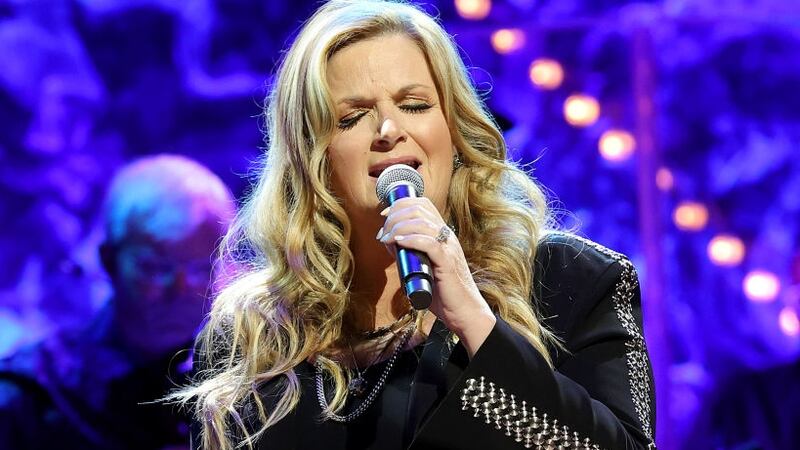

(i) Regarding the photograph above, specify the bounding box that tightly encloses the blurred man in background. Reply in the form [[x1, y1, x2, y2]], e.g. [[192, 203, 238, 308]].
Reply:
[[0, 154, 235, 450]]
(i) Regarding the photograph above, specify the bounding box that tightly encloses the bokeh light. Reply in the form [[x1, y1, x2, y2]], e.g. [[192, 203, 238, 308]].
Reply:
[[599, 129, 636, 162], [491, 28, 525, 54], [673, 201, 709, 231], [707, 234, 746, 266], [528, 58, 564, 90], [656, 167, 674, 191], [743, 270, 781, 303], [779, 307, 800, 337], [563, 94, 600, 127], [455, 0, 491, 20]]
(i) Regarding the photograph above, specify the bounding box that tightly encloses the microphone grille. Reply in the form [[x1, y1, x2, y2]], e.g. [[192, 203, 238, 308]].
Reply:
[[375, 164, 425, 204]]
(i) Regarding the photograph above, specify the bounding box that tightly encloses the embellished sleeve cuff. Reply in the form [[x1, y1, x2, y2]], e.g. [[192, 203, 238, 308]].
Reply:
[[460, 374, 604, 449]]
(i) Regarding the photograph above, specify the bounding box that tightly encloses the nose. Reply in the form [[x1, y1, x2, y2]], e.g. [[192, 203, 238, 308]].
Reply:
[[372, 117, 407, 151]]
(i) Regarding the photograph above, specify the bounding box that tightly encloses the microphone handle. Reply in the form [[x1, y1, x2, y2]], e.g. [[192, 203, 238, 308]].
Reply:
[[397, 247, 433, 309], [386, 183, 433, 309]]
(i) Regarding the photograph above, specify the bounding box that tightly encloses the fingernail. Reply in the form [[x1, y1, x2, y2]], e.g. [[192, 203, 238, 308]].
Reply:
[[380, 233, 391, 243], [375, 227, 384, 240], [394, 235, 405, 241], [380, 207, 390, 216]]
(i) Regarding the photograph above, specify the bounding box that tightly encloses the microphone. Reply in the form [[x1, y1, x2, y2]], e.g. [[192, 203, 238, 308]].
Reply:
[[376, 164, 433, 310]]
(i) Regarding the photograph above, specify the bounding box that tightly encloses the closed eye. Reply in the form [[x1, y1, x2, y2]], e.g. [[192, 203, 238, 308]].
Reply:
[[338, 111, 368, 130], [400, 103, 433, 113], [337, 103, 434, 131]]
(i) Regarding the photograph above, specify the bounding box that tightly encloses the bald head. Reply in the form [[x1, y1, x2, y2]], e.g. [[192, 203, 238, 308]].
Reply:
[[104, 154, 235, 245], [100, 154, 236, 360]]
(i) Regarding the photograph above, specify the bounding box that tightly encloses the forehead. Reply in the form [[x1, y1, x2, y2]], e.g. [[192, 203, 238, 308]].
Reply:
[[326, 34, 436, 98]]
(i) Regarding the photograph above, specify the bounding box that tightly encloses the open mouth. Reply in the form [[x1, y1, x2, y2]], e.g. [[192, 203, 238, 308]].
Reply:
[[368, 158, 421, 178]]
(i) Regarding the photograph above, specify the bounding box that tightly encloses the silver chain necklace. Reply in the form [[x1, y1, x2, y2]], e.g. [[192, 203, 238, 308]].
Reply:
[[346, 333, 394, 398], [315, 321, 417, 423], [359, 308, 415, 340], [348, 309, 418, 397]]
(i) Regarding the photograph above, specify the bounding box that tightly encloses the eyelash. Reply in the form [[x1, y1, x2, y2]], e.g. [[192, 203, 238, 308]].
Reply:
[[337, 103, 433, 130]]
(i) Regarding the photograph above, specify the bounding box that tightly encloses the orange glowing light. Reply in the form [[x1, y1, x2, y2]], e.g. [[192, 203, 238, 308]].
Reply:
[[599, 130, 636, 162], [491, 29, 525, 54], [673, 201, 709, 231], [656, 167, 674, 191], [529, 58, 564, 90], [455, 0, 491, 20], [779, 307, 800, 337], [563, 94, 600, 127], [743, 270, 780, 303], [707, 234, 745, 266]]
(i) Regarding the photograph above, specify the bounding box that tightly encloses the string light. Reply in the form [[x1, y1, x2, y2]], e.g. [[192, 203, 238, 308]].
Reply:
[[455, 0, 491, 20], [673, 201, 708, 231], [563, 94, 600, 127], [707, 234, 745, 266], [528, 58, 564, 90], [779, 306, 799, 337], [491, 28, 525, 54], [598, 130, 636, 162], [656, 167, 674, 191], [743, 270, 780, 303]]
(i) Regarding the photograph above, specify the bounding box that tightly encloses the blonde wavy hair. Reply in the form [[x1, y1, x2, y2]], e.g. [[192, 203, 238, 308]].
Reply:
[[172, 1, 557, 449]]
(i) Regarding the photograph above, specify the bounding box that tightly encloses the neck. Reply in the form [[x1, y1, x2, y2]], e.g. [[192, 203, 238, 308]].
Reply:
[[345, 218, 410, 336]]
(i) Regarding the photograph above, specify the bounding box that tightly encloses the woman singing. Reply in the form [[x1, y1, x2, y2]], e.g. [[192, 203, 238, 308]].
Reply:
[[174, 1, 656, 449]]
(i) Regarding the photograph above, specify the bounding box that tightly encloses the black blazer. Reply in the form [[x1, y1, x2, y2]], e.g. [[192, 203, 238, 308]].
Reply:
[[194, 232, 656, 450]]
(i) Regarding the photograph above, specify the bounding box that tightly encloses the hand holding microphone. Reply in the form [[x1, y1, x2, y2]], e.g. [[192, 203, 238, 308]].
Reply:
[[375, 164, 496, 356]]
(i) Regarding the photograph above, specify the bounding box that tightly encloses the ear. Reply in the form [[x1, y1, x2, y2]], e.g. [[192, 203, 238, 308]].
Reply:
[[99, 241, 118, 278]]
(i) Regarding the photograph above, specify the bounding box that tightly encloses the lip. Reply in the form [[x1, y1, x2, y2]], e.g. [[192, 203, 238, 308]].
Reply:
[[368, 156, 422, 179]]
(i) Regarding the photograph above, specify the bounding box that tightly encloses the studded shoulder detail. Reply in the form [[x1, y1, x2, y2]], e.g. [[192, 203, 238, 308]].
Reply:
[[458, 233, 656, 449], [564, 234, 655, 444]]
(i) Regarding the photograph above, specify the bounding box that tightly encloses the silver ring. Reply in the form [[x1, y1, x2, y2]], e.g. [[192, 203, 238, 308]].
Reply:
[[435, 225, 451, 243]]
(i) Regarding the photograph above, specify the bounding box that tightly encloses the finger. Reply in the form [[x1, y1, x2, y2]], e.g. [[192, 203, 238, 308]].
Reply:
[[387, 197, 440, 219], [386, 201, 439, 223], [389, 234, 446, 260], [380, 218, 440, 244], [382, 203, 440, 237], [390, 195, 437, 208]]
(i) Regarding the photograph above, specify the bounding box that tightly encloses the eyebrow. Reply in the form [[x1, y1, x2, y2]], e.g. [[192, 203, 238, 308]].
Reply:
[[336, 83, 433, 105]]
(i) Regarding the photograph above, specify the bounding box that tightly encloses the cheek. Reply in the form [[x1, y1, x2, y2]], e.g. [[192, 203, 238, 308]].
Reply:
[[414, 119, 453, 173], [414, 116, 453, 210], [327, 150, 348, 190], [327, 137, 369, 190], [416, 115, 452, 157]]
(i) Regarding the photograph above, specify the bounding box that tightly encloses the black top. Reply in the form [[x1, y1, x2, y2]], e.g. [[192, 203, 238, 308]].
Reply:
[[338, 344, 424, 450], [193, 232, 657, 450]]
